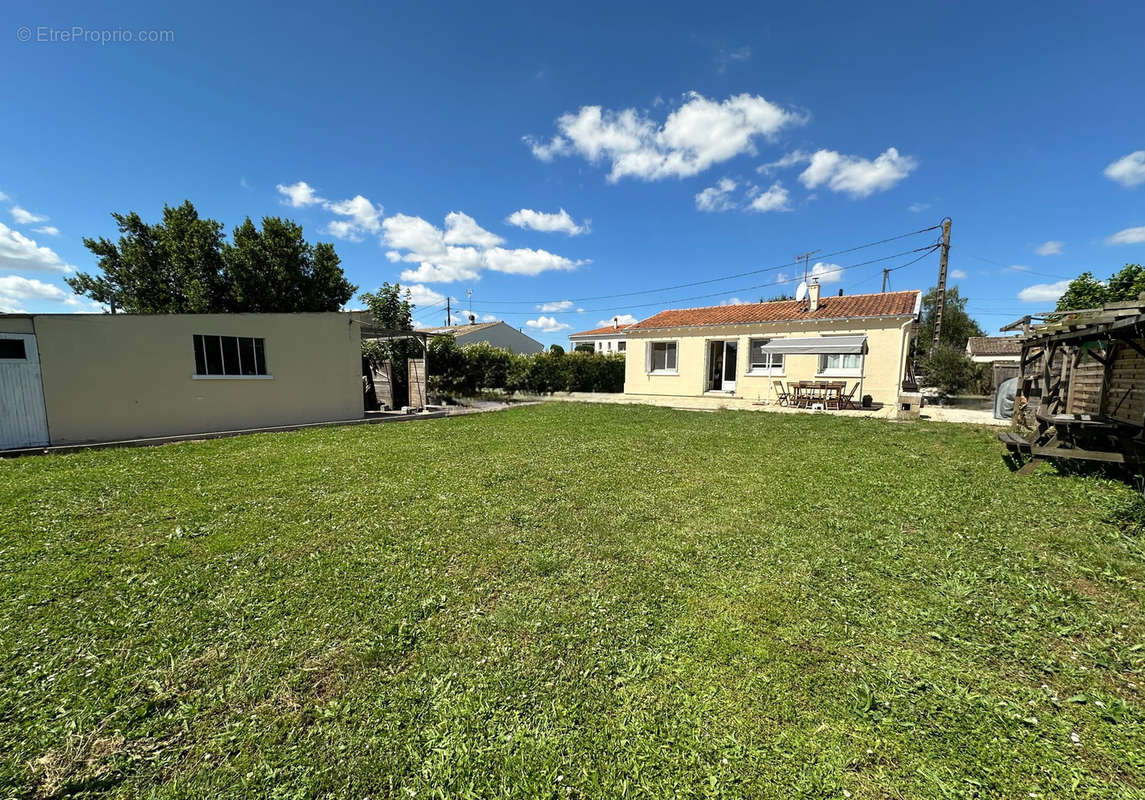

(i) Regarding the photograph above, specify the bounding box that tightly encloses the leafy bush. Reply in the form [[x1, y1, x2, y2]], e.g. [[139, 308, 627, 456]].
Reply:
[[427, 340, 625, 396], [921, 344, 989, 396]]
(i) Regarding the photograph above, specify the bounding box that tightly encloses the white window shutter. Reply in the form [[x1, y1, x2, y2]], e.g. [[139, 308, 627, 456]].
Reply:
[[645, 342, 652, 373]]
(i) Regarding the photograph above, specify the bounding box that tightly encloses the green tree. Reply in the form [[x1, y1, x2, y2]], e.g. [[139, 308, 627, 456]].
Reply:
[[1055, 271, 1109, 312], [68, 201, 227, 313], [915, 285, 984, 357], [359, 282, 418, 406], [223, 217, 355, 312], [921, 343, 987, 396], [1106, 264, 1145, 302], [67, 201, 356, 314]]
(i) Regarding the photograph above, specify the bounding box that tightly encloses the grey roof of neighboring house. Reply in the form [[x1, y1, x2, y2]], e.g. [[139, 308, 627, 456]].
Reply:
[[966, 336, 1023, 357], [416, 321, 503, 336]]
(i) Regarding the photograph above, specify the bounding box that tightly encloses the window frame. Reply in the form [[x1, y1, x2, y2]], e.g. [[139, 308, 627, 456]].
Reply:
[[192, 334, 273, 380], [816, 352, 863, 377], [746, 338, 785, 375], [646, 340, 679, 375]]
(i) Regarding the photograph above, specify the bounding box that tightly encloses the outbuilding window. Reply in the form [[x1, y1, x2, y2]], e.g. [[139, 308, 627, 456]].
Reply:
[[0, 338, 27, 359], [647, 341, 678, 373], [193, 335, 268, 377]]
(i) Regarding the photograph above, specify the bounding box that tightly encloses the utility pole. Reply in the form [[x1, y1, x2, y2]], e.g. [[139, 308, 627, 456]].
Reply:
[[445, 296, 452, 327], [931, 218, 953, 349], [881, 268, 891, 293]]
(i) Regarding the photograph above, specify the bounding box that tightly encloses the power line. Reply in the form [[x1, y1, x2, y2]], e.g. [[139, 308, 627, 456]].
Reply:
[[467, 223, 944, 306], [467, 245, 940, 316]]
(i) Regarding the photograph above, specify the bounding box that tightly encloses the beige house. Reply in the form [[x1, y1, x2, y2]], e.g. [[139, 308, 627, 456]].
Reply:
[[0, 312, 366, 449], [623, 286, 922, 407]]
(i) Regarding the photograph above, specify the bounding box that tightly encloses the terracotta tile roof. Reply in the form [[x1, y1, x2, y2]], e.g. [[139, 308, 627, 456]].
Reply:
[[627, 290, 921, 331], [568, 323, 633, 338], [966, 336, 1022, 356]]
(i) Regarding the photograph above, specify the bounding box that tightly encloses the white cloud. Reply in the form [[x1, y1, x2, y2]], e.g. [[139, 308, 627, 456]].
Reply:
[[799, 147, 917, 197], [695, 178, 738, 212], [525, 92, 807, 182], [526, 315, 572, 332], [506, 208, 588, 236], [809, 262, 843, 283], [405, 284, 447, 308], [908, 202, 931, 213], [0, 223, 73, 273], [0, 191, 8, 203], [1018, 280, 1071, 303], [720, 297, 750, 305], [539, 299, 574, 312], [444, 211, 504, 247], [385, 212, 585, 283], [1035, 240, 1063, 256], [1108, 226, 1145, 245], [325, 195, 383, 239], [747, 181, 790, 213], [0, 274, 69, 312], [596, 313, 638, 326], [757, 150, 811, 175], [33, 225, 60, 237], [716, 45, 751, 73], [950, 269, 968, 279], [1104, 151, 1145, 188], [276, 181, 325, 207], [1006, 264, 1031, 272], [483, 247, 583, 276], [11, 206, 48, 225]]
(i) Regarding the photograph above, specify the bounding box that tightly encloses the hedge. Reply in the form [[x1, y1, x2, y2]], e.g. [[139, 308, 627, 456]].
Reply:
[[427, 336, 624, 395]]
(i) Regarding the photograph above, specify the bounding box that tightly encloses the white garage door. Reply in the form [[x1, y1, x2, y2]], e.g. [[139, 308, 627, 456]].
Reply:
[[0, 333, 50, 450]]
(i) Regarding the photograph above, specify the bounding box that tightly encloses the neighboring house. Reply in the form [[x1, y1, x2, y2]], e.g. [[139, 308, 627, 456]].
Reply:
[[623, 284, 922, 407], [966, 336, 1022, 363], [966, 336, 1023, 390], [0, 312, 366, 450], [417, 318, 544, 354], [568, 318, 632, 354]]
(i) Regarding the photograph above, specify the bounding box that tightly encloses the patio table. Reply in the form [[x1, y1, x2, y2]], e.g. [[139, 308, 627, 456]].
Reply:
[[790, 380, 846, 409]]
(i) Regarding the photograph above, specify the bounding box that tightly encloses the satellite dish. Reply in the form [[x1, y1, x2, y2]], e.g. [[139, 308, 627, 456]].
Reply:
[[795, 281, 808, 302]]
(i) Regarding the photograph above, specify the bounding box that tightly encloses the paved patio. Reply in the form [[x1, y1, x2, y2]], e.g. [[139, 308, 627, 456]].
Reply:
[[544, 392, 1009, 426]]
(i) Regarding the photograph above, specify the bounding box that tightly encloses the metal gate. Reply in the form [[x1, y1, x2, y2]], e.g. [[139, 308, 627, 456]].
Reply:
[[0, 333, 50, 449]]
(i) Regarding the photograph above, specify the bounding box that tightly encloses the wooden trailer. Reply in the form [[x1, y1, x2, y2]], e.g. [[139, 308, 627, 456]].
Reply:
[[999, 299, 1145, 474]]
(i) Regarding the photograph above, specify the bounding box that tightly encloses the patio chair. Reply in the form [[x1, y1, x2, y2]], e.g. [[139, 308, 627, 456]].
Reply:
[[840, 382, 860, 410], [773, 380, 791, 406]]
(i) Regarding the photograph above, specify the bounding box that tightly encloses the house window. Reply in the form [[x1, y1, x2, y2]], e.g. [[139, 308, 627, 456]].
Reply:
[[648, 341, 678, 373], [617, 341, 626, 353], [193, 335, 268, 377], [606, 341, 612, 351], [0, 338, 27, 359], [748, 339, 784, 373], [597, 341, 603, 351], [819, 353, 862, 375]]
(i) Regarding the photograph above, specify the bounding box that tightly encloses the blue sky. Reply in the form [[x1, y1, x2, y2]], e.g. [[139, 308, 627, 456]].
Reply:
[[3, 0, 1144, 346]]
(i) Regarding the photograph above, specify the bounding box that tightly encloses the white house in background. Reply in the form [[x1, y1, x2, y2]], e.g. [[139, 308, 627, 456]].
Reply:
[[416, 317, 544, 354], [568, 318, 633, 355], [965, 336, 1022, 364]]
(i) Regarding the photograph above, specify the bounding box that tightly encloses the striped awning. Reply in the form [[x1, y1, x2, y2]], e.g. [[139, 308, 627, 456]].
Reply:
[[756, 335, 868, 355]]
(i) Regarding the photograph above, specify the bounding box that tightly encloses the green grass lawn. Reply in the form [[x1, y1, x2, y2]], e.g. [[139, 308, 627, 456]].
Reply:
[[2, 403, 1143, 799]]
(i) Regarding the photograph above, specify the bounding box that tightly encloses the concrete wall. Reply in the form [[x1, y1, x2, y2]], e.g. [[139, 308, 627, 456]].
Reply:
[[9, 312, 363, 445], [624, 317, 916, 406], [456, 322, 544, 354]]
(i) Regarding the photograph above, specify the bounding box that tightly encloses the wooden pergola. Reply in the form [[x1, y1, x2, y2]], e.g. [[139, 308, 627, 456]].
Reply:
[[999, 298, 1145, 473]]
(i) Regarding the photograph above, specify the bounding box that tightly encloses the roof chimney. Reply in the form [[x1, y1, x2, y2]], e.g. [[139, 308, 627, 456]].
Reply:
[[468, 313, 476, 325], [612, 316, 619, 330], [808, 279, 821, 312]]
